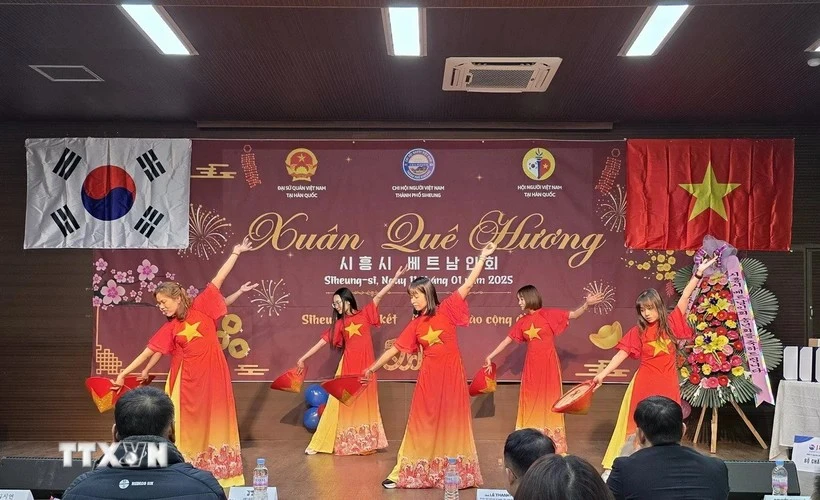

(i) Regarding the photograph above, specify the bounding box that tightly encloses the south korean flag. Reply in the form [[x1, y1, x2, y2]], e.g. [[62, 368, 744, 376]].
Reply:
[[24, 138, 191, 249]]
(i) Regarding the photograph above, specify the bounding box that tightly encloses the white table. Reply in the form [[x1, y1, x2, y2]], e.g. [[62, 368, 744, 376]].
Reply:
[[770, 380, 820, 460]]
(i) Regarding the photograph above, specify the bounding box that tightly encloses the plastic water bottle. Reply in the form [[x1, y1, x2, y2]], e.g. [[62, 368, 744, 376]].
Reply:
[[444, 457, 459, 499], [253, 458, 268, 500], [771, 460, 788, 495]]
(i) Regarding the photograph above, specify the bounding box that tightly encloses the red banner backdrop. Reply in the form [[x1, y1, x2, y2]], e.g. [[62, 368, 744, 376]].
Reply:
[[91, 139, 694, 383]]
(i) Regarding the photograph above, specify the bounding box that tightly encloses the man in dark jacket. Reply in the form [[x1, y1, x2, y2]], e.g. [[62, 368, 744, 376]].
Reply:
[[62, 386, 226, 500], [606, 396, 729, 500]]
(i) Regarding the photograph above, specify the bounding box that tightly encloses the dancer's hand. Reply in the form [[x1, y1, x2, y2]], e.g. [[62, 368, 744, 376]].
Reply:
[[239, 281, 258, 293], [484, 357, 493, 373], [591, 374, 605, 392], [392, 265, 408, 281], [480, 242, 497, 257], [112, 374, 125, 391], [232, 237, 253, 255], [585, 292, 606, 306], [138, 369, 150, 383], [695, 255, 718, 277], [296, 359, 305, 375], [361, 368, 374, 383]]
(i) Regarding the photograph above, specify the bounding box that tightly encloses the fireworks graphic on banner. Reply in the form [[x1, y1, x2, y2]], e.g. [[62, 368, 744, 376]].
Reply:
[[178, 204, 233, 260], [241, 145, 261, 188], [596, 184, 626, 232], [583, 280, 616, 315], [595, 148, 622, 194], [251, 279, 290, 317]]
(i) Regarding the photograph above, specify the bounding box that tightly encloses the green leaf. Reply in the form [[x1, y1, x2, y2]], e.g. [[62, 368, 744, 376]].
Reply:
[[749, 288, 779, 327], [674, 265, 694, 295], [740, 258, 768, 289]]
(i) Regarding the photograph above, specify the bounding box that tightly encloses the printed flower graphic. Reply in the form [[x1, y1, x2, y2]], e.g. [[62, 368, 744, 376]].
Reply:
[[101, 280, 126, 305], [138, 259, 159, 281]]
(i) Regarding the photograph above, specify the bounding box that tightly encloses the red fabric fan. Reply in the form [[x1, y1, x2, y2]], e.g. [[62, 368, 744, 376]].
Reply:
[[85, 375, 155, 413], [321, 375, 368, 406], [270, 367, 306, 393], [469, 363, 497, 397], [552, 380, 596, 415]]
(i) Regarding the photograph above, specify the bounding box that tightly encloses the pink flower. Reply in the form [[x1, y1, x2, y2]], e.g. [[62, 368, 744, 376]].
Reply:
[[727, 330, 740, 340], [720, 362, 731, 372], [147, 282, 157, 293], [94, 258, 108, 271], [138, 259, 158, 281], [730, 355, 743, 367], [706, 377, 720, 388], [92, 274, 102, 285], [165, 272, 176, 280], [187, 286, 199, 298], [722, 345, 734, 356], [687, 354, 697, 365], [101, 279, 125, 305], [127, 276, 135, 283], [114, 271, 128, 283], [140, 281, 148, 289], [92, 296, 102, 307], [130, 290, 137, 298]]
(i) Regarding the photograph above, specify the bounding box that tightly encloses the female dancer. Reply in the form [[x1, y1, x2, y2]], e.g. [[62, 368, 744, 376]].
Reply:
[[296, 266, 407, 455], [364, 242, 496, 489], [114, 238, 253, 487], [484, 285, 605, 454], [593, 255, 717, 471]]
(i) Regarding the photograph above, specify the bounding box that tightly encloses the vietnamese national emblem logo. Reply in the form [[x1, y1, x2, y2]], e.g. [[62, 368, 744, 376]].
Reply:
[[285, 148, 318, 182]]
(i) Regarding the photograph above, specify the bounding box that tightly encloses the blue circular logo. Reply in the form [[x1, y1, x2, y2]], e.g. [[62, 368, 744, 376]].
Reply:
[[402, 149, 435, 182], [81, 165, 137, 221]]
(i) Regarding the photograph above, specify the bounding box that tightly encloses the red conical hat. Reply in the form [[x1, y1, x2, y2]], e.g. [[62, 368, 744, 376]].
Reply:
[[552, 380, 596, 415], [270, 367, 305, 393], [321, 375, 368, 406], [469, 363, 497, 397]]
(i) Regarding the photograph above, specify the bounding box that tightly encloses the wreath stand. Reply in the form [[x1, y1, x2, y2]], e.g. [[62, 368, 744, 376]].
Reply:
[[691, 400, 768, 454]]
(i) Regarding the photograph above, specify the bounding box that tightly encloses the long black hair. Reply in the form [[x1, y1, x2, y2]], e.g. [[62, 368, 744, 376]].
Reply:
[[330, 287, 358, 352]]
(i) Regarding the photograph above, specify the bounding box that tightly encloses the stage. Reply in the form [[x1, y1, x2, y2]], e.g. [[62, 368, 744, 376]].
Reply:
[[0, 383, 788, 499]]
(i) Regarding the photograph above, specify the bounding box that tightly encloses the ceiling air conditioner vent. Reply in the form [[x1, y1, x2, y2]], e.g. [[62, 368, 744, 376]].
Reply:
[[442, 57, 561, 93]]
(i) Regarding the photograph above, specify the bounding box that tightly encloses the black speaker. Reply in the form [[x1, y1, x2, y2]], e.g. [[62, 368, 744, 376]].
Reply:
[[0, 456, 91, 499], [726, 460, 801, 499]]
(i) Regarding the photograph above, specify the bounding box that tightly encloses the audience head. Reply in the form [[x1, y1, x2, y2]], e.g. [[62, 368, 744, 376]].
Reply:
[[633, 396, 685, 447], [514, 454, 614, 500], [504, 429, 556, 494], [113, 386, 175, 442], [812, 474, 820, 500]]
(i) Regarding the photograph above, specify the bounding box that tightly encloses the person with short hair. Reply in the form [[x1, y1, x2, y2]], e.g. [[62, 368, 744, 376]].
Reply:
[[503, 429, 556, 496], [514, 454, 614, 500], [606, 396, 729, 500], [62, 386, 226, 500]]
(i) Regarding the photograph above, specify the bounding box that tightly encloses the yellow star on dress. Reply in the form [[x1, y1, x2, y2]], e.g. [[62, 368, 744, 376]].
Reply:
[[679, 162, 740, 221], [524, 323, 542, 340], [420, 326, 444, 346], [176, 321, 203, 342], [648, 337, 671, 356], [344, 322, 362, 338]]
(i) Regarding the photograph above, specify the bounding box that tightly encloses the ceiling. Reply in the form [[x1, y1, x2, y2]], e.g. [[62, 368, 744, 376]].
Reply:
[[1, 0, 819, 125]]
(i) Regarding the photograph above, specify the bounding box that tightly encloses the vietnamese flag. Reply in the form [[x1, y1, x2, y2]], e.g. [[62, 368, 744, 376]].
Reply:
[[626, 139, 793, 250]]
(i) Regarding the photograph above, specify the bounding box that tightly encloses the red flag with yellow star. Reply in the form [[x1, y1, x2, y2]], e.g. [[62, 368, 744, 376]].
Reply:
[[625, 139, 793, 250]]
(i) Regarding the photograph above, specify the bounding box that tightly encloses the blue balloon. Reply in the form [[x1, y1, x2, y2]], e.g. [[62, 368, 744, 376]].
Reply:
[[304, 384, 329, 407], [303, 406, 320, 432]]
